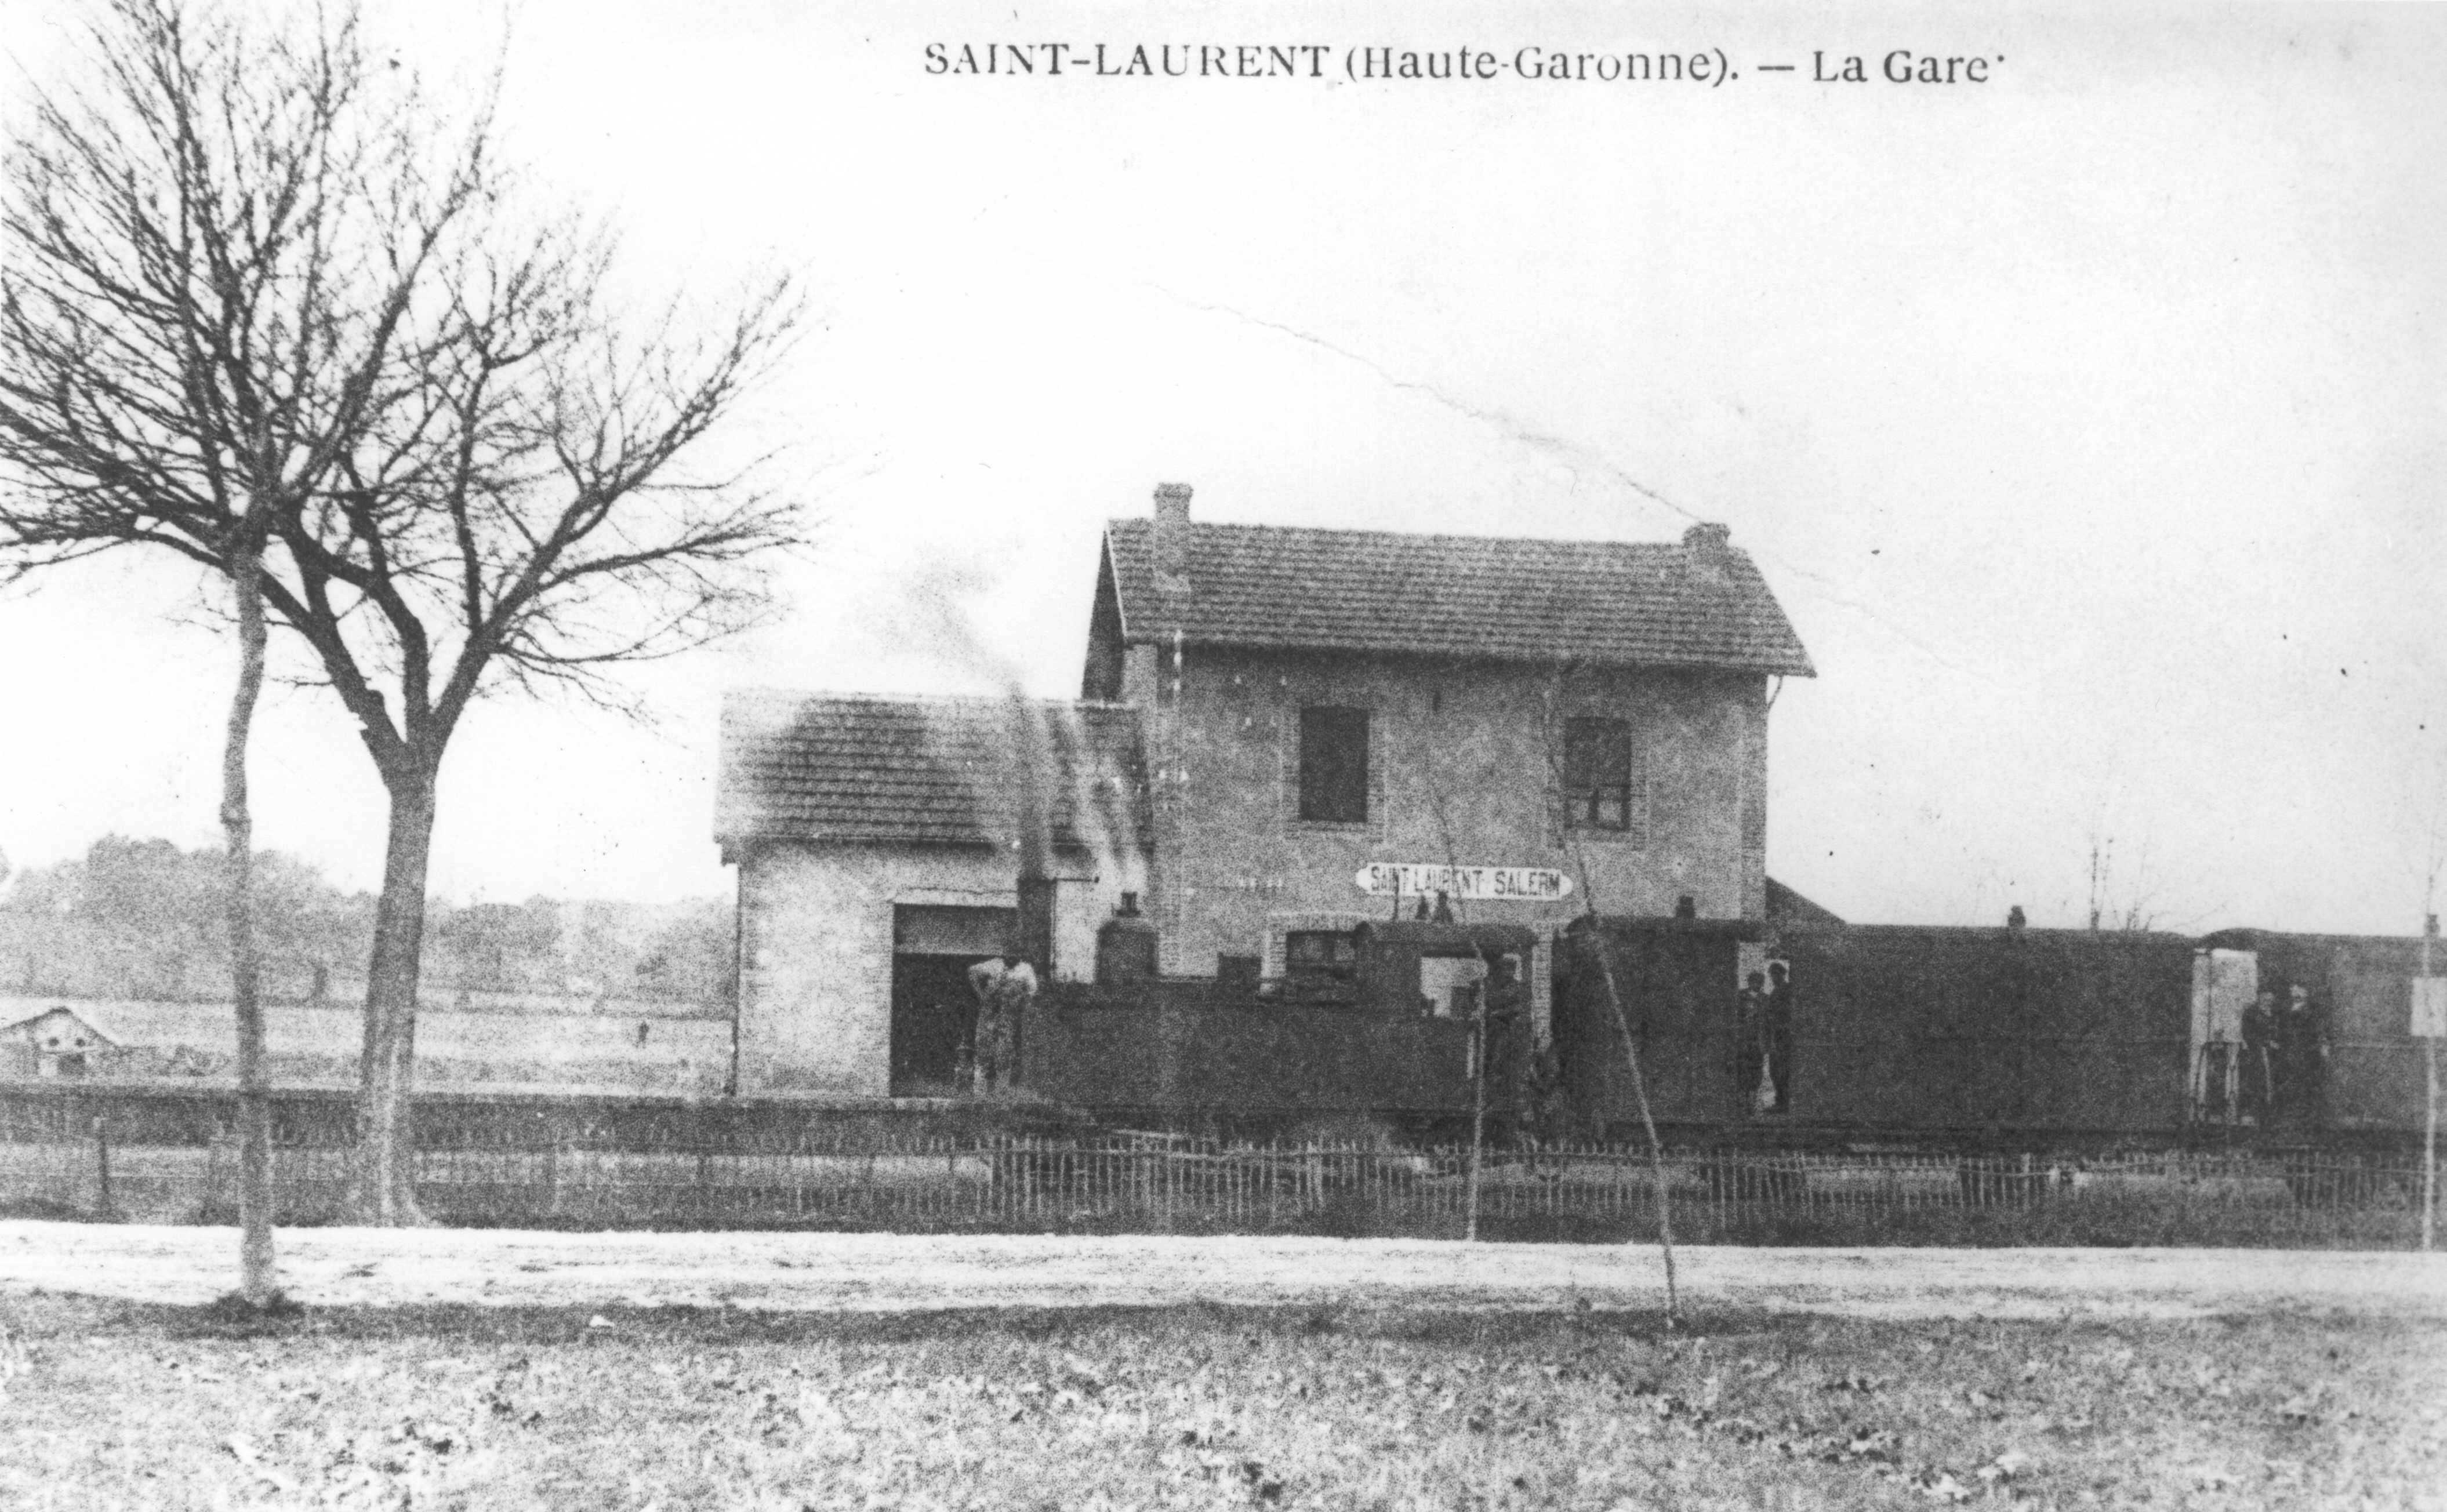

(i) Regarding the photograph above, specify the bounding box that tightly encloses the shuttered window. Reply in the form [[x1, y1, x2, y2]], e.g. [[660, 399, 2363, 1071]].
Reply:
[[1298, 706, 1370, 823], [1563, 717, 1644, 841]]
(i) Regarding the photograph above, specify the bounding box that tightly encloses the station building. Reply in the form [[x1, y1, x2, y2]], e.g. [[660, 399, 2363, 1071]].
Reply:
[[715, 484, 1814, 1100]]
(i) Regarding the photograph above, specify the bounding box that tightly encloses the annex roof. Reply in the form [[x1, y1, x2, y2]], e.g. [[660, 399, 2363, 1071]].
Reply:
[[1766, 877, 1846, 928], [1101, 518, 1815, 675], [714, 691, 1149, 852]]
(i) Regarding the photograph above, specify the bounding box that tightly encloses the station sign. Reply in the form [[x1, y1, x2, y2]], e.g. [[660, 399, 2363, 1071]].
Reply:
[[1354, 863, 1573, 902]]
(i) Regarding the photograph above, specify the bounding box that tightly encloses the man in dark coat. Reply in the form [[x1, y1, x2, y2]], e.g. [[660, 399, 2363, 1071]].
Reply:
[[2238, 990, 2276, 1121], [1736, 970, 1771, 1112], [1764, 961, 1797, 1113], [2277, 983, 2329, 1126]]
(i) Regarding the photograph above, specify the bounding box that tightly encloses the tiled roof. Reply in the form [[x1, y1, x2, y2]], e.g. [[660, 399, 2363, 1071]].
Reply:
[[715, 692, 1149, 852], [1103, 519, 1814, 675]]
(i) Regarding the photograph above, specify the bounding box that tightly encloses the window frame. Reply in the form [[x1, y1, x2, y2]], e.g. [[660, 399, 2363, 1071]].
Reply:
[[1284, 929, 1361, 984], [1562, 715, 1641, 836], [1296, 704, 1373, 825]]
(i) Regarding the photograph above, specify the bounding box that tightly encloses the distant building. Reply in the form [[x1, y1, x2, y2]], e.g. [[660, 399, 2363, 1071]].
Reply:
[[0, 1005, 119, 1078], [717, 484, 1814, 1100]]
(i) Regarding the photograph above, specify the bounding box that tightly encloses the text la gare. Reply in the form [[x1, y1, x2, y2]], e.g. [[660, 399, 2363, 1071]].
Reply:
[[1817, 51, 1996, 84]]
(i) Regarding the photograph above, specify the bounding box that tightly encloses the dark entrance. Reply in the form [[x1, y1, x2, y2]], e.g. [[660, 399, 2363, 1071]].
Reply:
[[1555, 917, 1758, 1130], [890, 904, 1015, 1096]]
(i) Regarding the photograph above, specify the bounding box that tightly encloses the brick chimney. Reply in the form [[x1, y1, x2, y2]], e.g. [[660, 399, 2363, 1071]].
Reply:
[[1153, 482, 1192, 588], [1682, 521, 1730, 561]]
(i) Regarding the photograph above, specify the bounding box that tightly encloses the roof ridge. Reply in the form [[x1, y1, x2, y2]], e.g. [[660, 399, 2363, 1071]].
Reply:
[[724, 688, 1139, 713], [1107, 515, 1722, 555], [1099, 511, 1812, 676]]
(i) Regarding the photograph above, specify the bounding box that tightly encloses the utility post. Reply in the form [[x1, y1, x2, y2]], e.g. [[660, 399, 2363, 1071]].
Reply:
[[1466, 980, 1486, 1244], [2416, 911, 2442, 1253]]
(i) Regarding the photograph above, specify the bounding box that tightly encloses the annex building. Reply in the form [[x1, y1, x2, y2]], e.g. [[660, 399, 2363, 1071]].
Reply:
[[715, 485, 1814, 1100]]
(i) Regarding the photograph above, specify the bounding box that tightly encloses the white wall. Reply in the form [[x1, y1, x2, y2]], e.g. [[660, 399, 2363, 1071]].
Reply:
[[735, 844, 1127, 1095]]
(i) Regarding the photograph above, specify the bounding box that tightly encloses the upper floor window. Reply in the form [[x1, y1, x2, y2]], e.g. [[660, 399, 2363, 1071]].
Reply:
[[1563, 717, 1641, 834], [1298, 706, 1370, 823]]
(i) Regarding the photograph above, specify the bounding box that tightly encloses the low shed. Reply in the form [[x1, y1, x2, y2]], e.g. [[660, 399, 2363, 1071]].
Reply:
[[0, 1006, 121, 1078]]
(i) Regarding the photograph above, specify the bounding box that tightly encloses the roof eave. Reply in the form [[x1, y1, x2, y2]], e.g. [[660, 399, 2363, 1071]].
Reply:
[[1100, 528, 1135, 645], [718, 832, 1137, 855], [1108, 630, 1814, 678]]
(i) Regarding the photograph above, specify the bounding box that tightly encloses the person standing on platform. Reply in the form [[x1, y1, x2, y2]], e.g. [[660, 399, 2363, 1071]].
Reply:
[[1765, 960, 1797, 1114], [967, 941, 1038, 1095], [1737, 969, 1772, 1113], [2278, 983, 2329, 1126], [1480, 955, 1527, 1114], [2239, 989, 2277, 1122]]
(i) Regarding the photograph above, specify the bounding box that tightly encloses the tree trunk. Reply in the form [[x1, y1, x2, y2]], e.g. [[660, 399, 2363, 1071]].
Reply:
[[221, 537, 276, 1304], [351, 768, 437, 1224]]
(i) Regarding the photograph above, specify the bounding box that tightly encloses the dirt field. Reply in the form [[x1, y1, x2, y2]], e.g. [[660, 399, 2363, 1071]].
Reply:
[[5, 1291, 2442, 1510], [8, 1220, 2446, 1319], [8, 1224, 2445, 1509]]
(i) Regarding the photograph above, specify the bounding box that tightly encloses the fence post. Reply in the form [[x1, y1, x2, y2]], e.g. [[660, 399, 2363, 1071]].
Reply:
[[204, 1117, 223, 1217], [91, 1112, 112, 1219]]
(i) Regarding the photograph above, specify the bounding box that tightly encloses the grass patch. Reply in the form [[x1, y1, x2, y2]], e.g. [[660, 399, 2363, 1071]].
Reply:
[[1, 1293, 2440, 1509], [195, 1291, 306, 1331]]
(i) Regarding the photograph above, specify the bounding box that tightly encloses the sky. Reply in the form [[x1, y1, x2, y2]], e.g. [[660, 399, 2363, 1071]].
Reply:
[[0, 2, 2441, 933]]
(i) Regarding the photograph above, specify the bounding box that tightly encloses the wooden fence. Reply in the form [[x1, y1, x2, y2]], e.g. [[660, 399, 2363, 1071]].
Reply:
[[0, 1115, 2430, 1247]]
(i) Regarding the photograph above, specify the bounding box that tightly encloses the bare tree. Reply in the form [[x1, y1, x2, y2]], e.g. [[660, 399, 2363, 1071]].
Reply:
[[2085, 830, 2166, 932], [0, 0, 805, 1222], [220, 489, 275, 1302]]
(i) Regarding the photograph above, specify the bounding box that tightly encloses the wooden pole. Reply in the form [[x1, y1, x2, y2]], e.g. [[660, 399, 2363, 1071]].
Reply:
[[92, 1113, 111, 1217], [2423, 913, 2437, 1253], [1466, 998, 1487, 1242], [1535, 672, 1679, 1325], [1586, 932, 1679, 1323], [2424, 1041, 2436, 1254]]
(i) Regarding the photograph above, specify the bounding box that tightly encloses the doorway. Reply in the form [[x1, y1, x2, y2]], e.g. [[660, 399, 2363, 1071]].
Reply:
[[890, 904, 1016, 1096]]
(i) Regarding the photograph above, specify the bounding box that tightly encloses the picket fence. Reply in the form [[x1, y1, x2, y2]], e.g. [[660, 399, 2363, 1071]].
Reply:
[[0, 1115, 2431, 1247]]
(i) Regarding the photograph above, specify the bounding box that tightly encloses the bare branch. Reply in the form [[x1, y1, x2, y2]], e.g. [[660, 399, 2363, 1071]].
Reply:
[[0, 0, 812, 1219]]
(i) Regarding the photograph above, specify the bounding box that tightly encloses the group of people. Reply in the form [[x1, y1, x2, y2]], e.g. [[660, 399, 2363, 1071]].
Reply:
[[2209, 983, 2329, 1125], [1735, 961, 1796, 1115]]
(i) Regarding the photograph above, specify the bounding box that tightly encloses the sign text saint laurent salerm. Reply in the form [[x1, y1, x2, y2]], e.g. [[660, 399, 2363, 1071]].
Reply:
[[1354, 863, 1573, 902]]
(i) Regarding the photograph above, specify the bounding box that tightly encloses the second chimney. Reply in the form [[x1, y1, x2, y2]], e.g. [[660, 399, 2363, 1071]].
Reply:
[[1683, 521, 1731, 561], [1153, 482, 1192, 584]]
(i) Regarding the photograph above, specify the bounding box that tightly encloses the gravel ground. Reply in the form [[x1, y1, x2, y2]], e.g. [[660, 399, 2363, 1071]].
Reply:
[[7, 1220, 2447, 1318]]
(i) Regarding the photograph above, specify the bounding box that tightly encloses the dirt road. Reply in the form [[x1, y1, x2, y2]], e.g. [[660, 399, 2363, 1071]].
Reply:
[[8, 1221, 2446, 1320]]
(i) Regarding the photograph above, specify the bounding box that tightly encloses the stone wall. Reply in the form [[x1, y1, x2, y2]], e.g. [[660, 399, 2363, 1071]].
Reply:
[[1130, 645, 1769, 977]]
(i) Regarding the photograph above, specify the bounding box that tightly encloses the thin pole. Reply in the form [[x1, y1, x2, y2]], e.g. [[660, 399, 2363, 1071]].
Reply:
[[1587, 932, 1678, 1322], [1466, 997, 1487, 1242], [1537, 671, 1679, 1325], [2424, 1041, 2436, 1254], [92, 1113, 112, 1217], [2423, 913, 2437, 1253]]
